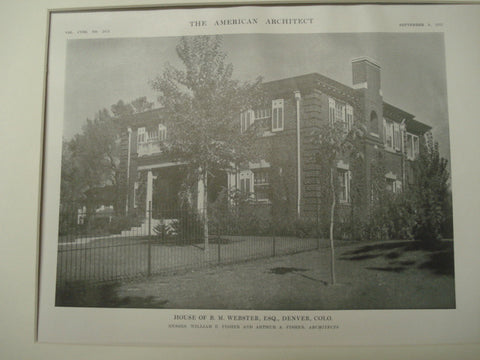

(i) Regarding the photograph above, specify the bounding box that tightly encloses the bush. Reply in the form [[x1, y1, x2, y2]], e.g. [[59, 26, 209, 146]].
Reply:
[[153, 209, 204, 244], [409, 139, 451, 245], [346, 193, 416, 242], [107, 216, 140, 234], [291, 218, 320, 238]]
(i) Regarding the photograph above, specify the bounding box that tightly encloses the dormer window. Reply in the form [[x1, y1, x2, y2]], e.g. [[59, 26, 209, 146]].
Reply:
[[272, 99, 284, 132]]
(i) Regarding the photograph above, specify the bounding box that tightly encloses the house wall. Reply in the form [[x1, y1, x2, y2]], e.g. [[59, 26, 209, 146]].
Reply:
[[118, 63, 432, 230]]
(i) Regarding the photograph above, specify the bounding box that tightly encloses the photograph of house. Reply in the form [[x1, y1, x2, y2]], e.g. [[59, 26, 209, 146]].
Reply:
[[55, 33, 454, 310]]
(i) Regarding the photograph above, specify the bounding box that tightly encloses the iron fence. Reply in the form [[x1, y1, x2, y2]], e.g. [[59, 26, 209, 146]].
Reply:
[[56, 202, 325, 286]]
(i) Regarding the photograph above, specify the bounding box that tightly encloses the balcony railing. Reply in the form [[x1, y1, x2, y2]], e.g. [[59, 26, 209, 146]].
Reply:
[[137, 140, 162, 156]]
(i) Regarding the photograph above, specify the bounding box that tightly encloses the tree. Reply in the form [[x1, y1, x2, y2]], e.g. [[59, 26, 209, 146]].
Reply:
[[151, 35, 262, 256], [409, 134, 450, 246], [62, 108, 122, 214], [131, 96, 154, 113], [312, 122, 364, 284], [111, 100, 134, 118]]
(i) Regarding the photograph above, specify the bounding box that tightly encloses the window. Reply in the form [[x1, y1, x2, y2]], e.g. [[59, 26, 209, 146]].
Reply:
[[253, 169, 270, 202], [137, 127, 146, 143], [386, 177, 402, 193], [370, 111, 379, 134], [383, 119, 401, 151], [254, 108, 271, 120], [240, 178, 250, 194], [338, 169, 351, 203], [346, 105, 354, 132], [335, 101, 345, 124], [239, 170, 254, 196], [272, 99, 284, 132], [240, 110, 254, 133], [328, 98, 336, 126], [158, 124, 167, 141], [77, 206, 87, 225], [137, 124, 166, 143], [137, 124, 167, 156], [133, 181, 139, 208], [383, 118, 394, 150], [406, 133, 420, 160], [393, 123, 401, 151], [329, 98, 353, 131]]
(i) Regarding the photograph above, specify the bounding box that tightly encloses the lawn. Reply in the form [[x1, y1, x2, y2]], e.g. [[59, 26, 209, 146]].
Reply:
[[56, 235, 325, 283], [56, 240, 455, 310]]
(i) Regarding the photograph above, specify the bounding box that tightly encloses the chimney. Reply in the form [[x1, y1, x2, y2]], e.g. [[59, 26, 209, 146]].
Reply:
[[352, 57, 381, 93], [352, 57, 383, 138]]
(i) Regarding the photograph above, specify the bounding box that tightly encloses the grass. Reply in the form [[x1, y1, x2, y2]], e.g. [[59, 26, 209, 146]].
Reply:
[[56, 239, 455, 310]]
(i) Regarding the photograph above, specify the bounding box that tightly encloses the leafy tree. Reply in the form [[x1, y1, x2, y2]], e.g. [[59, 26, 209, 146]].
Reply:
[[131, 96, 154, 113], [111, 100, 134, 118], [60, 139, 85, 205], [151, 35, 262, 256], [312, 122, 364, 284], [409, 134, 451, 246], [61, 108, 122, 215], [61, 95, 153, 213]]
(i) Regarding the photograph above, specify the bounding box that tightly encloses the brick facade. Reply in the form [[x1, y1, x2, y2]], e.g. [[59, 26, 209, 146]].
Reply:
[[119, 57, 431, 223]]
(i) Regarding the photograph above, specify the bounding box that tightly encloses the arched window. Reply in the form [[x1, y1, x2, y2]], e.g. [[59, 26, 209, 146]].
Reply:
[[370, 111, 379, 134]]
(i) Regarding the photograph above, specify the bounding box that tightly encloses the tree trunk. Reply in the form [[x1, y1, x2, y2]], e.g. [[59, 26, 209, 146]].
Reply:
[[330, 168, 336, 285], [203, 170, 209, 259]]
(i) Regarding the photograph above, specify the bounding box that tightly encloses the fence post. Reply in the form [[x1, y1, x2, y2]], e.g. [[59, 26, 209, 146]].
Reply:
[[272, 226, 276, 257], [147, 200, 152, 277], [214, 222, 219, 264], [317, 212, 320, 250]]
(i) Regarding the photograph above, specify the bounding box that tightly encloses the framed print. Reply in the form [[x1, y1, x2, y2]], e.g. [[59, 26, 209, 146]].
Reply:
[[36, 2, 480, 348]]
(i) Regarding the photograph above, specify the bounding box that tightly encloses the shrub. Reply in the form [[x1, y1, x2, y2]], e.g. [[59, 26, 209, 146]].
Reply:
[[347, 192, 416, 242], [153, 209, 204, 244], [409, 139, 451, 246], [107, 216, 140, 234]]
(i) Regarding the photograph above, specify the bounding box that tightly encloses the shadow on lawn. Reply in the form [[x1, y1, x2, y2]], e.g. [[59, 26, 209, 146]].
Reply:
[[268, 267, 329, 285], [340, 240, 454, 276], [55, 281, 168, 308]]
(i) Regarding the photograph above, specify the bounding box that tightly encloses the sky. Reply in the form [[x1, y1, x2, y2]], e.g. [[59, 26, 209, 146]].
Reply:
[[64, 33, 450, 161]]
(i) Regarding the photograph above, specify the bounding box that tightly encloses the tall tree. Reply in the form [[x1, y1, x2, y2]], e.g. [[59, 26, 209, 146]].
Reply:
[[111, 100, 134, 118], [312, 122, 364, 284], [151, 35, 262, 256], [64, 108, 121, 212], [409, 134, 450, 246], [131, 96, 154, 113]]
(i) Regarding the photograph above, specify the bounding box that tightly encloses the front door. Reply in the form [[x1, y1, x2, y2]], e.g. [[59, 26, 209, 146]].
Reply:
[[152, 166, 184, 219]]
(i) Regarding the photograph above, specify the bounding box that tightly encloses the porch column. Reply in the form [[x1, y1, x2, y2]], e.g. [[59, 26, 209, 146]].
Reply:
[[146, 170, 154, 218], [125, 127, 132, 215], [197, 176, 205, 215], [294, 90, 302, 217]]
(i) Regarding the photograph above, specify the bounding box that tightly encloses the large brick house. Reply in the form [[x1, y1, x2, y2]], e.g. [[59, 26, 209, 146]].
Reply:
[[118, 57, 431, 225]]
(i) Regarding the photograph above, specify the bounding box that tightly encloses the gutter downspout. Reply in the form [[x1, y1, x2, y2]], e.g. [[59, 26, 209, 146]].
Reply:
[[294, 91, 302, 217], [126, 127, 132, 214], [400, 119, 406, 189]]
